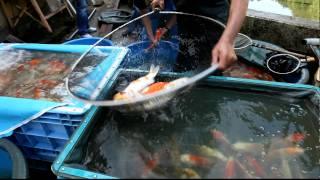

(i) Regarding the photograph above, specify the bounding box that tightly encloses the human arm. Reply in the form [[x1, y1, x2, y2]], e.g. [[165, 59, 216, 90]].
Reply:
[[212, 0, 248, 70], [140, 9, 157, 43]]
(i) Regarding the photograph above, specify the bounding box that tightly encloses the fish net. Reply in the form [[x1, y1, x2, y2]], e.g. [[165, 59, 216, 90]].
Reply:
[[66, 10, 251, 112]]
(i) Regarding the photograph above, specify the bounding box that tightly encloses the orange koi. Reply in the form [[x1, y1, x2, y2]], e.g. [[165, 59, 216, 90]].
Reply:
[[180, 154, 212, 167], [245, 155, 265, 177], [113, 92, 129, 101], [155, 28, 163, 42], [146, 28, 165, 50], [33, 88, 43, 99], [143, 158, 158, 177], [141, 153, 159, 177], [286, 132, 305, 143], [210, 129, 230, 145], [224, 157, 236, 179], [49, 60, 66, 72], [27, 59, 41, 68], [141, 82, 169, 94], [39, 79, 59, 88]]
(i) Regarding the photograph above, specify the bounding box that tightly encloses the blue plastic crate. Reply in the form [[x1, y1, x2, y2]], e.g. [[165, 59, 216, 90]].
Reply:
[[0, 43, 128, 162]]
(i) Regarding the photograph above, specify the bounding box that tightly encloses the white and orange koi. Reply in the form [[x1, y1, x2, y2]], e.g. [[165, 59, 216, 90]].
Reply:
[[196, 145, 227, 162], [113, 65, 160, 100], [232, 142, 265, 154]]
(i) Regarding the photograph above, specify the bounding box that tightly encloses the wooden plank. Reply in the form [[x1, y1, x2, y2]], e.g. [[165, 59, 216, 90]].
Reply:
[[45, 4, 67, 19], [0, 0, 14, 28], [30, 0, 53, 33]]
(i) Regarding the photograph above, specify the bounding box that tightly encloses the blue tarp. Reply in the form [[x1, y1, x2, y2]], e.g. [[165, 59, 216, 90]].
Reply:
[[0, 97, 67, 138]]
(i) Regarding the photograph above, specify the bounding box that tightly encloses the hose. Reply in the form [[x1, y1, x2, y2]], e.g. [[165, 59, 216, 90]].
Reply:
[[0, 139, 28, 178]]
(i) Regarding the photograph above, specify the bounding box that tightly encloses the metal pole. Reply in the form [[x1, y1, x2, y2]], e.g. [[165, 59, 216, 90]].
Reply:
[[67, 7, 97, 40], [65, 0, 76, 15]]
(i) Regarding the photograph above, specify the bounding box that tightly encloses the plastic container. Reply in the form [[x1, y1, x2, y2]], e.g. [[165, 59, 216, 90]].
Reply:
[[0, 139, 28, 178], [8, 112, 83, 162], [63, 37, 113, 46], [52, 69, 320, 179], [0, 43, 128, 162], [124, 41, 179, 72], [237, 40, 310, 84]]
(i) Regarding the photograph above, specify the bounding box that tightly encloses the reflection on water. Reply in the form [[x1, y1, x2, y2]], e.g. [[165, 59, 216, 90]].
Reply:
[[249, 0, 320, 21], [71, 86, 319, 178]]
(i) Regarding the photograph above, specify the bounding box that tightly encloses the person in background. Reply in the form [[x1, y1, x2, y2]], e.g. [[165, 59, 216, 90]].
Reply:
[[133, 0, 177, 45], [150, 0, 249, 71], [75, 0, 97, 38]]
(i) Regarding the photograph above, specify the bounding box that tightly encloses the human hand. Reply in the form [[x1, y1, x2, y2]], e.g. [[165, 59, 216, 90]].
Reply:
[[151, 0, 164, 10], [212, 38, 237, 70]]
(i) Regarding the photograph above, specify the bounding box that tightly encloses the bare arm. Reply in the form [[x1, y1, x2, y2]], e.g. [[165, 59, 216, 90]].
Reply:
[[212, 0, 249, 69], [221, 0, 248, 45], [140, 9, 156, 43]]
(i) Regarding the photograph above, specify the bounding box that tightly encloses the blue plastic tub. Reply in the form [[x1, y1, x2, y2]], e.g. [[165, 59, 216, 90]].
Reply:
[[0, 43, 128, 162], [124, 41, 179, 72], [63, 37, 113, 46]]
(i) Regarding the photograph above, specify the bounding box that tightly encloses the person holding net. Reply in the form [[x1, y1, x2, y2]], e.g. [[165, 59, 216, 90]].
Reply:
[[150, 0, 249, 71], [133, 0, 177, 47]]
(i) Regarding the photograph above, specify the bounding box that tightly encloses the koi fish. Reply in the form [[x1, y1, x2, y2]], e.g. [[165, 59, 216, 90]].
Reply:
[[285, 132, 305, 143], [141, 152, 160, 178], [234, 159, 255, 178], [17, 64, 25, 72], [27, 58, 41, 68], [195, 145, 227, 162], [180, 154, 212, 167], [146, 28, 165, 50], [270, 133, 305, 150], [113, 65, 160, 100], [179, 168, 201, 179], [232, 142, 265, 155], [266, 147, 304, 161], [143, 158, 158, 177], [141, 82, 169, 94], [245, 155, 266, 177], [39, 79, 59, 89], [48, 60, 67, 73], [33, 88, 44, 99], [210, 129, 231, 145], [164, 78, 189, 90], [224, 157, 236, 179]]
